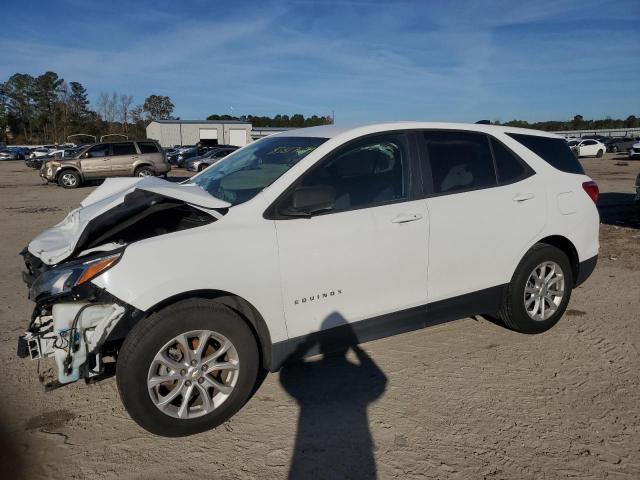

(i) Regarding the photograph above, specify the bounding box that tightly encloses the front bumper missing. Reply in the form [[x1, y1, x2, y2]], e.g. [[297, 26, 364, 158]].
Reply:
[[18, 302, 125, 388]]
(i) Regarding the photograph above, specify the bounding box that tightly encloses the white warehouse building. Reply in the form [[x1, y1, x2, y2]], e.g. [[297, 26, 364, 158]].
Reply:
[[146, 120, 253, 148]]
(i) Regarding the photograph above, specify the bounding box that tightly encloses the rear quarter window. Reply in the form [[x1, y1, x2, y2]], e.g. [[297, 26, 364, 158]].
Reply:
[[507, 133, 584, 175], [137, 141, 159, 154]]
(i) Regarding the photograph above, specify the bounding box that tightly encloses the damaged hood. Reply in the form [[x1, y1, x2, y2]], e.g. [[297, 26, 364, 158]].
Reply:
[[28, 177, 230, 265]]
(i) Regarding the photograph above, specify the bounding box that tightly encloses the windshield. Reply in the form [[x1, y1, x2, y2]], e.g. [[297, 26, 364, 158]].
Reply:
[[192, 136, 327, 205]]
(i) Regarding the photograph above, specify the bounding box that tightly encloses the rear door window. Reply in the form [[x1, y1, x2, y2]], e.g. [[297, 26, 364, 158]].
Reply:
[[506, 133, 584, 174], [137, 141, 159, 154], [112, 142, 137, 156], [421, 131, 497, 194]]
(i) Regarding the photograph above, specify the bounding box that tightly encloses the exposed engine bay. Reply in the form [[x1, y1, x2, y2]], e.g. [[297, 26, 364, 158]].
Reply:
[[17, 177, 227, 390]]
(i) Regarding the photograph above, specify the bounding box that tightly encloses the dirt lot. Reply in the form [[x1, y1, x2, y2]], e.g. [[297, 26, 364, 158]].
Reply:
[[0, 155, 638, 480]]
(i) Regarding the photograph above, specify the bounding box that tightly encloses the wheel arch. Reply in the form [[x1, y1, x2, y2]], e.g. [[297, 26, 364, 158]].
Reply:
[[141, 289, 273, 371], [134, 162, 155, 173], [55, 165, 83, 182], [533, 235, 580, 285]]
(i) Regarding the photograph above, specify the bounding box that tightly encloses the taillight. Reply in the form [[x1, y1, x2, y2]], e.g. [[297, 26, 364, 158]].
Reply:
[[582, 181, 599, 203]]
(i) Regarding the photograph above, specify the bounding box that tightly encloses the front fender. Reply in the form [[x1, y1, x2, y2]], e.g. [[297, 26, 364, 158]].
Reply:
[[91, 204, 287, 344]]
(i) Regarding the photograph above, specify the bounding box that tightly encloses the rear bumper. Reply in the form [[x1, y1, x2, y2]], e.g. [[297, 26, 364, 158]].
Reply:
[[155, 163, 171, 174], [575, 255, 597, 287]]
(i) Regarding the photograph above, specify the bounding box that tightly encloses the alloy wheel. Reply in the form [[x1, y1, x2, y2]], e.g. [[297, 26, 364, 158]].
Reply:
[[147, 330, 240, 419], [524, 261, 565, 321], [60, 172, 77, 187]]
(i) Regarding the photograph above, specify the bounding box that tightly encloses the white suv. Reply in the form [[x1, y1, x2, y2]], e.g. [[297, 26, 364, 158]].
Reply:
[[18, 122, 599, 436]]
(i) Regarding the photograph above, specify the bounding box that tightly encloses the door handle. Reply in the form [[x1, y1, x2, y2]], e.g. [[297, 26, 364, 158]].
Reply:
[[391, 213, 423, 224], [512, 193, 535, 202]]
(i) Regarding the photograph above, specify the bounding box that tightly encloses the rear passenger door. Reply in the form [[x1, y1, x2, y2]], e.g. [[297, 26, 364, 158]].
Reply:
[[80, 143, 112, 178], [110, 142, 138, 176], [419, 130, 545, 303]]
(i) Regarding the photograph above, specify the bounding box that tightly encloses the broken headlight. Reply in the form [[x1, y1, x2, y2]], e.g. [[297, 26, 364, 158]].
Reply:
[[29, 252, 121, 301]]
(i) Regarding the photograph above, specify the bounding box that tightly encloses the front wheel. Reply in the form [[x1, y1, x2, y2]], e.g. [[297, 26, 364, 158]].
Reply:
[[117, 299, 261, 436], [596, 149, 604, 158], [499, 244, 573, 334], [57, 170, 81, 188]]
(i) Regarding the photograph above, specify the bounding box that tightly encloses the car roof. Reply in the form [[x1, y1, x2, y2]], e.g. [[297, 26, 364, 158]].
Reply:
[[271, 122, 562, 140]]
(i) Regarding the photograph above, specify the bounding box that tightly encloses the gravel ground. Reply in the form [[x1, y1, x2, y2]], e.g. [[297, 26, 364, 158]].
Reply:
[[0, 154, 638, 480]]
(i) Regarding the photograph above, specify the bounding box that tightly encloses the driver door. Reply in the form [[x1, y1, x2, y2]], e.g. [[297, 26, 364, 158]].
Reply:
[[272, 132, 430, 339]]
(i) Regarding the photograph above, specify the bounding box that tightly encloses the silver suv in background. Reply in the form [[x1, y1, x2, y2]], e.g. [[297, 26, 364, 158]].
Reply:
[[41, 140, 171, 188]]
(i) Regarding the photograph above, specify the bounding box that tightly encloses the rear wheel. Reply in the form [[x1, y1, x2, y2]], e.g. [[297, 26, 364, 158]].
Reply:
[[499, 244, 573, 334], [198, 164, 207, 172], [117, 299, 260, 436], [135, 165, 155, 177], [57, 170, 81, 188]]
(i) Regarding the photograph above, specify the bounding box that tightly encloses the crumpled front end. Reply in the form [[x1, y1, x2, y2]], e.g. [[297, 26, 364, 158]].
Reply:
[[18, 247, 135, 389], [18, 176, 229, 389], [20, 302, 126, 387]]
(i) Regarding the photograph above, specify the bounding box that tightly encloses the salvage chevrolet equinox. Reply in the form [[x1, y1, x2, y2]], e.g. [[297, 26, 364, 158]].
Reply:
[[18, 123, 599, 436]]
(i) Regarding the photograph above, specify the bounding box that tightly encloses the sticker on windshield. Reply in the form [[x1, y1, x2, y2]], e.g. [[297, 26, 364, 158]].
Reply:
[[268, 146, 318, 156]]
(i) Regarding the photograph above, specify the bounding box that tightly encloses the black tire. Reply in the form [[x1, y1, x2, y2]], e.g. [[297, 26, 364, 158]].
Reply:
[[612, 146, 618, 153], [134, 165, 155, 177], [596, 149, 604, 158], [117, 299, 261, 436], [57, 169, 81, 188], [499, 244, 573, 334], [198, 164, 207, 172]]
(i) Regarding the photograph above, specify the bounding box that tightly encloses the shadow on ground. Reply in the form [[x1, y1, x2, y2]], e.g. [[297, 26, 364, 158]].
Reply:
[[598, 192, 640, 229], [280, 313, 387, 479]]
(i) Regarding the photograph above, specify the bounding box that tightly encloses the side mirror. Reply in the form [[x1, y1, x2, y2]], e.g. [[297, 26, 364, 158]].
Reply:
[[287, 185, 336, 217]]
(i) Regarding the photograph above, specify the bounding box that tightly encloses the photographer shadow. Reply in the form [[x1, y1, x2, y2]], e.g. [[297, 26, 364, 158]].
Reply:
[[280, 313, 387, 480]]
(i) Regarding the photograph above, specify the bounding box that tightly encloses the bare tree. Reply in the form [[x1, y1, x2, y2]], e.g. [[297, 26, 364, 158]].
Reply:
[[97, 91, 110, 122], [119, 94, 133, 133]]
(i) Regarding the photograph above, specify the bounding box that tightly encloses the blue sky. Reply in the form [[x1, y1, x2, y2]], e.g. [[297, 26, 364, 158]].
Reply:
[[1, 0, 639, 123]]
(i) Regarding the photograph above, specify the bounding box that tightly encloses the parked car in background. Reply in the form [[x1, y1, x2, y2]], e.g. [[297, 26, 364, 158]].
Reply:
[[629, 142, 640, 159], [18, 122, 599, 436], [0, 149, 22, 160], [573, 139, 606, 158], [169, 147, 200, 167], [186, 146, 240, 172], [40, 139, 170, 188], [635, 172, 640, 206], [166, 146, 196, 166], [605, 137, 638, 153], [29, 147, 53, 159], [7, 146, 29, 159]]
